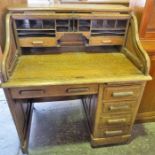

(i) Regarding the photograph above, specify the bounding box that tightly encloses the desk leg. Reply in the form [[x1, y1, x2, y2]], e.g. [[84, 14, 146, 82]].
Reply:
[[3, 89, 33, 154], [0, 46, 2, 80], [21, 101, 34, 154], [82, 85, 104, 146]]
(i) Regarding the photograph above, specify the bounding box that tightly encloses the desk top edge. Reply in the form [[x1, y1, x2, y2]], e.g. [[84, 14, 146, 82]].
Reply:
[[7, 3, 131, 12]]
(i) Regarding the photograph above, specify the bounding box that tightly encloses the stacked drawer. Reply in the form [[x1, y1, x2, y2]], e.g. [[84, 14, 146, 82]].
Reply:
[[96, 83, 143, 140]]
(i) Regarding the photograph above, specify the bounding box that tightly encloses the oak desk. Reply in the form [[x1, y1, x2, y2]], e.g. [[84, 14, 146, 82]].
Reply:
[[0, 3, 151, 154]]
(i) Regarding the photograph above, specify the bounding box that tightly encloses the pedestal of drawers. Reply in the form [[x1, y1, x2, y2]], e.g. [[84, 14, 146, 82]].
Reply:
[[90, 83, 145, 146]]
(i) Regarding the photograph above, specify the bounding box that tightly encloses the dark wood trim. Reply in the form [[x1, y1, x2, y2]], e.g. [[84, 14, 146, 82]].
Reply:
[[139, 0, 155, 38], [136, 112, 155, 123]]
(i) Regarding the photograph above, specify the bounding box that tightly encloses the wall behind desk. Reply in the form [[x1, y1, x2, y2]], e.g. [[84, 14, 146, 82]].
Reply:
[[130, 0, 146, 27], [0, 0, 26, 51], [0, 0, 147, 51]]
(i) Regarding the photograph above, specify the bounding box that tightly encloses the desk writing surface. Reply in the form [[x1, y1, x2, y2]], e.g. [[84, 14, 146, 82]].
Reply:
[[2, 52, 150, 88]]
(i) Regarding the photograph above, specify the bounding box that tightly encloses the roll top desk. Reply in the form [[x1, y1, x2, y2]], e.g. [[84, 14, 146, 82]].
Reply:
[[0, 2, 151, 154]]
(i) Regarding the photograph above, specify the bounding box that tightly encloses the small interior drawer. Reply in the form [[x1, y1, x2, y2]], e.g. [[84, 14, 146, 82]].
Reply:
[[10, 84, 98, 99], [103, 84, 142, 102], [89, 36, 124, 46], [19, 37, 57, 47], [103, 101, 136, 114]]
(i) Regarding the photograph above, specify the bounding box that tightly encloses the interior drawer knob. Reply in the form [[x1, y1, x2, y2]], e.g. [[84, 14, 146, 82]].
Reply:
[[32, 41, 44, 45], [102, 40, 112, 43]]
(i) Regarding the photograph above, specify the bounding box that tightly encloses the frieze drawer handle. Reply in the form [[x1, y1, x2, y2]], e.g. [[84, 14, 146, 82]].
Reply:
[[109, 105, 130, 111], [107, 118, 127, 125], [19, 89, 45, 95], [66, 87, 89, 93], [112, 91, 134, 97], [105, 130, 123, 136]]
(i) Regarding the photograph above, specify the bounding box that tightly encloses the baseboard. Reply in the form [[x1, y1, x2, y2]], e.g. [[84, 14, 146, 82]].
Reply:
[[136, 112, 155, 123]]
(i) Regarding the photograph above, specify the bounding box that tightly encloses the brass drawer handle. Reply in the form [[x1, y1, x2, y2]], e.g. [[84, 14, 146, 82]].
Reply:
[[32, 41, 44, 45], [109, 105, 130, 111], [66, 87, 89, 93], [107, 118, 127, 125], [112, 91, 134, 97], [19, 89, 45, 95], [105, 130, 123, 136]]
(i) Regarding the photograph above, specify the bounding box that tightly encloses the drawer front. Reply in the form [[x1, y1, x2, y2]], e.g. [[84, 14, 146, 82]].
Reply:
[[103, 101, 136, 114], [97, 125, 130, 138], [10, 84, 98, 99], [89, 36, 124, 46], [19, 37, 57, 47], [97, 115, 132, 138], [103, 85, 142, 102], [103, 126, 130, 137], [100, 115, 132, 127]]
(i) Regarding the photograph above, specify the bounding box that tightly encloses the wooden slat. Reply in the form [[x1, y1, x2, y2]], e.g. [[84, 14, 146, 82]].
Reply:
[[60, 0, 130, 5], [12, 13, 130, 20]]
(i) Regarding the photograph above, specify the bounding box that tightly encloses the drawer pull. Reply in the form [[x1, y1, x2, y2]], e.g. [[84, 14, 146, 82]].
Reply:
[[66, 87, 89, 93], [105, 130, 123, 136], [109, 105, 130, 111], [107, 118, 127, 125], [102, 40, 112, 43], [19, 89, 45, 95], [32, 41, 44, 45], [112, 91, 134, 97]]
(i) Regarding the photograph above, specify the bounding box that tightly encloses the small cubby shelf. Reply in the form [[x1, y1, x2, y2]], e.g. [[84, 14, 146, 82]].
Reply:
[[15, 19, 56, 38], [15, 19, 128, 35], [17, 30, 56, 37], [15, 19, 55, 29], [91, 19, 127, 36], [14, 18, 129, 47]]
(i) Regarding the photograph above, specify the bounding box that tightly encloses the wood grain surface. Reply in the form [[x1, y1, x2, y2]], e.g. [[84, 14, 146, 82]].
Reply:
[[2, 52, 150, 88]]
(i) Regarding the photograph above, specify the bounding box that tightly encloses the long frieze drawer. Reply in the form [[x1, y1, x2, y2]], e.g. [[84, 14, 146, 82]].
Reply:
[[10, 84, 99, 99], [89, 36, 124, 46], [103, 85, 142, 101], [19, 37, 57, 47], [103, 101, 136, 114]]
